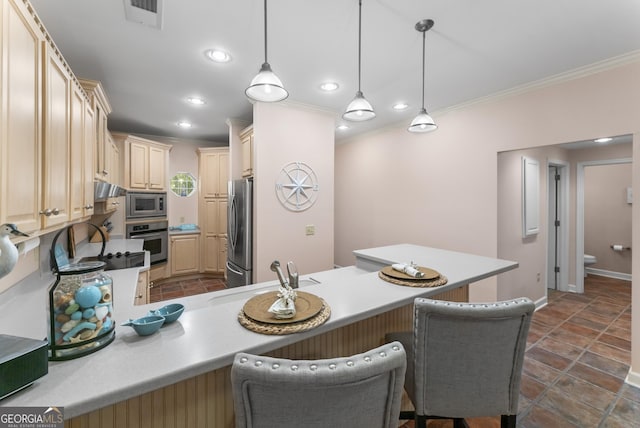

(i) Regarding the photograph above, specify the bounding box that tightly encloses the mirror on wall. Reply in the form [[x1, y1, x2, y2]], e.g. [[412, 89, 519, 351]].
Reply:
[[170, 172, 197, 197]]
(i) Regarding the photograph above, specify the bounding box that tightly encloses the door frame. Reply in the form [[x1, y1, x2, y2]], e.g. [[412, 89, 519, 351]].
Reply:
[[576, 157, 632, 293], [546, 160, 570, 292]]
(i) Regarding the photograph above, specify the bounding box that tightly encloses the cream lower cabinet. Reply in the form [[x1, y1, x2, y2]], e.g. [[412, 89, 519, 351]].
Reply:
[[170, 233, 200, 276], [201, 198, 227, 273], [134, 270, 149, 305]]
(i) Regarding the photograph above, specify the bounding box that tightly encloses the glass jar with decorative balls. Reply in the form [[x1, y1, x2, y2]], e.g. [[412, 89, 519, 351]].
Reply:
[[47, 224, 115, 361]]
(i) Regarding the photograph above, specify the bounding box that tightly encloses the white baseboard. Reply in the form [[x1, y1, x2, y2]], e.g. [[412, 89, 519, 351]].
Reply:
[[625, 369, 640, 388], [586, 268, 632, 282], [534, 295, 548, 310]]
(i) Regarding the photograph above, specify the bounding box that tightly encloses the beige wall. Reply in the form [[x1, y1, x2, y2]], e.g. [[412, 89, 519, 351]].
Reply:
[[335, 56, 640, 382], [585, 162, 632, 274], [252, 102, 335, 282]]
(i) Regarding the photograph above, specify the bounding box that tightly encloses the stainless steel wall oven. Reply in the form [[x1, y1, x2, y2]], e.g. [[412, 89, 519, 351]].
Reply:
[[126, 220, 168, 265]]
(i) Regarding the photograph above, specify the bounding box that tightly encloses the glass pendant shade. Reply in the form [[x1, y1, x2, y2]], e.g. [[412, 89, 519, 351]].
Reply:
[[343, 91, 376, 121], [408, 108, 437, 133], [246, 62, 288, 102]]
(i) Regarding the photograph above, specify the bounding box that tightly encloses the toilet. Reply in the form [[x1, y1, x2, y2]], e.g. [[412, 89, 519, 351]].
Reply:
[[584, 254, 597, 276]]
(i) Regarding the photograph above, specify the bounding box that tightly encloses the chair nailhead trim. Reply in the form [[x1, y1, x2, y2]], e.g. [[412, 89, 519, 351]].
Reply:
[[272, 363, 280, 369], [364, 356, 372, 362], [329, 363, 337, 370], [291, 364, 299, 371], [239, 357, 248, 363], [310, 364, 318, 371], [255, 360, 263, 367], [346, 360, 354, 366]]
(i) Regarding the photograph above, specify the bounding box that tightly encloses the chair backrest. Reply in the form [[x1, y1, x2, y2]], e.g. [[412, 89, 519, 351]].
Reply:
[[412, 298, 535, 418], [231, 341, 406, 428]]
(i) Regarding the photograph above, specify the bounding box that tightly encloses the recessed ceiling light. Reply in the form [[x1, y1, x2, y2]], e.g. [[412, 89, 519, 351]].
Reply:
[[594, 137, 613, 143], [320, 82, 339, 92], [393, 103, 409, 110], [187, 97, 206, 105], [177, 121, 192, 129], [204, 49, 232, 63], [336, 124, 350, 131]]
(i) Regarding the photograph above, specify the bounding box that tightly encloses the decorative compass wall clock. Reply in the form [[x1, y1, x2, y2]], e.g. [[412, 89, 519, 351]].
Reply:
[[275, 162, 319, 211]]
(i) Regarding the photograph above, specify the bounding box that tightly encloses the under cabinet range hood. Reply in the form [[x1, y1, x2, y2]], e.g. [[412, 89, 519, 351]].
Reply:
[[94, 181, 126, 202]]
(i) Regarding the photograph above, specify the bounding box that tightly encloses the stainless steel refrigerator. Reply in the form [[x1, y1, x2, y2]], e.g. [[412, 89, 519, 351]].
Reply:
[[226, 178, 253, 287]]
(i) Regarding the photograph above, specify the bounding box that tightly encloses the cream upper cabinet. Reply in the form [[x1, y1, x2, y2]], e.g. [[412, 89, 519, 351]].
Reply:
[[0, 0, 43, 233], [170, 233, 200, 276], [42, 42, 71, 229], [78, 79, 112, 182], [240, 125, 253, 178], [69, 82, 89, 220], [82, 105, 95, 216], [199, 148, 229, 198], [114, 133, 171, 191]]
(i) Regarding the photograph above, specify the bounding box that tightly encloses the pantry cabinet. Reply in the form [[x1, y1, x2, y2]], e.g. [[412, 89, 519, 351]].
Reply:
[[114, 133, 171, 191], [200, 149, 229, 198], [198, 148, 229, 274], [170, 233, 200, 276]]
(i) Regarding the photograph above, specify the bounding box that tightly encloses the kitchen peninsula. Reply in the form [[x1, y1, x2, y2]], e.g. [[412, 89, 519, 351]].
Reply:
[[0, 244, 517, 427]]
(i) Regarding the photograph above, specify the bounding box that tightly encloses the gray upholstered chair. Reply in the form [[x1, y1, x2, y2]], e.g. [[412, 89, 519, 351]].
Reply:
[[231, 341, 407, 428], [386, 297, 535, 428]]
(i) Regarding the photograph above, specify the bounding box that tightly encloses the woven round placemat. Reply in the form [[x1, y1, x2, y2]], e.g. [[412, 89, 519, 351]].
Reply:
[[238, 300, 331, 335], [378, 271, 448, 288]]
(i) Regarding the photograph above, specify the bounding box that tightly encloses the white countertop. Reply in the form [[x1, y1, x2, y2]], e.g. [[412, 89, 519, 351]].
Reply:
[[0, 243, 517, 418]]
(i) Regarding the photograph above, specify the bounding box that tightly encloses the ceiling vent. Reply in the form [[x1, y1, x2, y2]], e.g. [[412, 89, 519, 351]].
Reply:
[[124, 0, 163, 29]]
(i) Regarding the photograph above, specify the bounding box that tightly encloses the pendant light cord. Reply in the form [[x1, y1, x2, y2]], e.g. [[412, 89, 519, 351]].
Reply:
[[263, 0, 268, 63], [421, 29, 426, 109], [357, 0, 362, 92]]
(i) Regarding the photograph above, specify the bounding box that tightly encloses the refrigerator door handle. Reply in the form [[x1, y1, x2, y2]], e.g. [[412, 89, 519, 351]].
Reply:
[[226, 261, 243, 275], [229, 194, 238, 250]]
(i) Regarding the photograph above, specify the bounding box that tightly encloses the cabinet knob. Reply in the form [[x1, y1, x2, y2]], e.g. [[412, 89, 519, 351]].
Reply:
[[51, 208, 60, 215], [39, 208, 52, 216], [102, 170, 109, 176], [137, 294, 143, 299], [84, 204, 94, 210]]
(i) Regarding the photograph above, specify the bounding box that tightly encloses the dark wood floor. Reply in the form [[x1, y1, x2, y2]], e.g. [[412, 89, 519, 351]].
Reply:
[[150, 274, 638, 427]]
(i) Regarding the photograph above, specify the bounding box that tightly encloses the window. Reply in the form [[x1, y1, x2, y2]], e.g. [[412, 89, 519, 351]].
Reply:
[[170, 172, 196, 197]]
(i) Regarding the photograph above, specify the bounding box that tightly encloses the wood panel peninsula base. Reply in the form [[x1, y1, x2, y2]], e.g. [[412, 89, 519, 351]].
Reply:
[[2, 244, 516, 428]]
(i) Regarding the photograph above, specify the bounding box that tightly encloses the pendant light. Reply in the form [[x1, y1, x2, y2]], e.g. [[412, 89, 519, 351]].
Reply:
[[408, 19, 437, 133], [343, 0, 375, 122], [245, 0, 288, 103]]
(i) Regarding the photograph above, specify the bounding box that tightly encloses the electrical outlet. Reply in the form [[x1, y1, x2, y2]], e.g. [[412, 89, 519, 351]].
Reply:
[[305, 225, 315, 236], [179, 216, 185, 224], [536, 272, 541, 282]]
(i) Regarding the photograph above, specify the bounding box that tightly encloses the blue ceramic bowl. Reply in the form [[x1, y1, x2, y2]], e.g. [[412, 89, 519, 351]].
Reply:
[[148, 303, 184, 324], [121, 315, 165, 336]]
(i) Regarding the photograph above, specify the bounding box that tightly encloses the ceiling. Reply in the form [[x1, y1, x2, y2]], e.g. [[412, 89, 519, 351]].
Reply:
[[29, 0, 640, 144]]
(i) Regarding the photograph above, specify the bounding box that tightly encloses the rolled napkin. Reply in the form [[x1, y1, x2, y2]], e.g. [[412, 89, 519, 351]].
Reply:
[[268, 286, 298, 319], [392, 262, 425, 278]]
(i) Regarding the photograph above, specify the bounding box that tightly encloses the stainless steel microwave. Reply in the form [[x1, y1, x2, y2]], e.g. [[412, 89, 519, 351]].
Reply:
[[126, 191, 167, 219]]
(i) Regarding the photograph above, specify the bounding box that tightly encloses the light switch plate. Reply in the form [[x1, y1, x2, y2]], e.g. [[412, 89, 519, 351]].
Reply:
[[305, 225, 315, 236]]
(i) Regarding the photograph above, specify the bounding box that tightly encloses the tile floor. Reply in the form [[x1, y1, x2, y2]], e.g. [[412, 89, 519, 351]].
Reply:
[[149, 276, 226, 303], [150, 274, 638, 427], [401, 275, 638, 428]]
